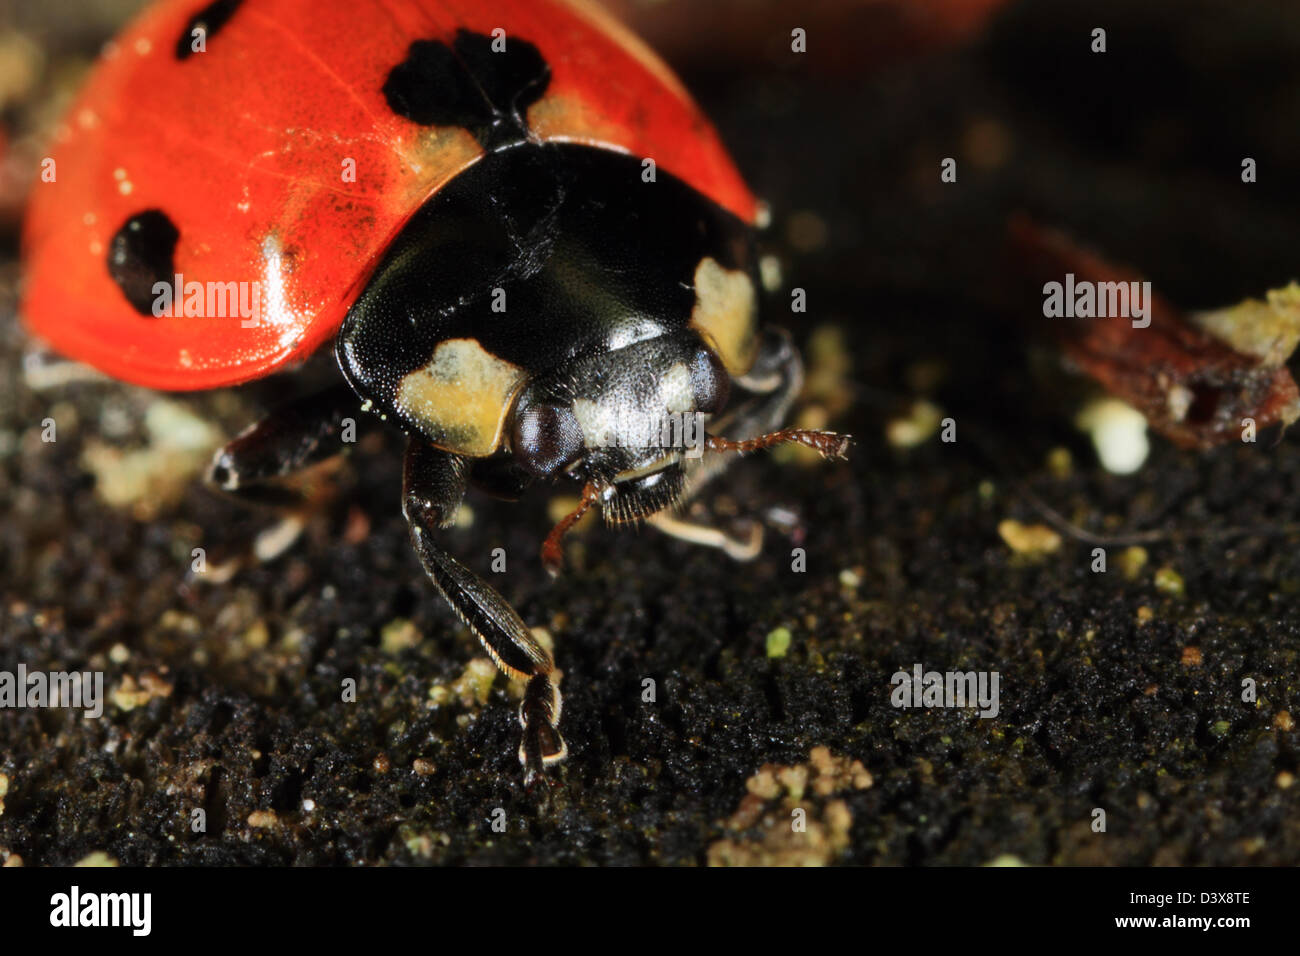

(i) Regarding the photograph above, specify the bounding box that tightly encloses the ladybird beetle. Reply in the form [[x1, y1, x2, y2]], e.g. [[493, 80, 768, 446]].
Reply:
[[22, 0, 849, 788]]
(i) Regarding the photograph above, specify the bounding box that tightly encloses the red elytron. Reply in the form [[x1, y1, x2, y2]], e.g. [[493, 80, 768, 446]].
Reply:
[[22, 0, 756, 390]]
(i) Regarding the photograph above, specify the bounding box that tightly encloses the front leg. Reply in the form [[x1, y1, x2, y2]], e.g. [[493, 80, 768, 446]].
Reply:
[[201, 383, 361, 575], [209, 383, 361, 508], [402, 440, 566, 789]]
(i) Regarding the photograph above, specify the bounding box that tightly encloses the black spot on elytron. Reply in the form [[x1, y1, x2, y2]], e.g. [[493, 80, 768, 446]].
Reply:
[[382, 29, 550, 148], [107, 210, 179, 317], [175, 0, 243, 61]]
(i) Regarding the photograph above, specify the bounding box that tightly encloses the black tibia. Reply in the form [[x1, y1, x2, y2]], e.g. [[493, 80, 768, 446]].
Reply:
[[402, 441, 566, 787], [401, 441, 469, 530], [208, 383, 360, 507]]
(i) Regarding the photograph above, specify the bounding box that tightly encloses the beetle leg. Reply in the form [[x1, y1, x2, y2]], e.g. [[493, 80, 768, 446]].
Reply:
[[647, 511, 764, 561], [200, 384, 361, 574], [208, 383, 361, 508], [402, 440, 566, 789]]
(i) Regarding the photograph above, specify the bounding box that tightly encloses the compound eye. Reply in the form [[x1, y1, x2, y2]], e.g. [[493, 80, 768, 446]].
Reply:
[[513, 403, 585, 477], [690, 348, 730, 415]]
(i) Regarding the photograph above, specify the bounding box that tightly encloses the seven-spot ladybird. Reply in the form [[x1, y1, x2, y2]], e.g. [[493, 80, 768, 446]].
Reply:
[[22, 0, 849, 788]]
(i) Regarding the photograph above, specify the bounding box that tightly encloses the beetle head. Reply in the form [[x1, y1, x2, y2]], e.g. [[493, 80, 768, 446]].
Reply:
[[509, 331, 729, 522]]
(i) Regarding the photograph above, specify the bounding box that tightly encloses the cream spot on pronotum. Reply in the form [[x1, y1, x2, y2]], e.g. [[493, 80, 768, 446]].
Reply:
[[395, 339, 525, 457], [688, 257, 758, 376]]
